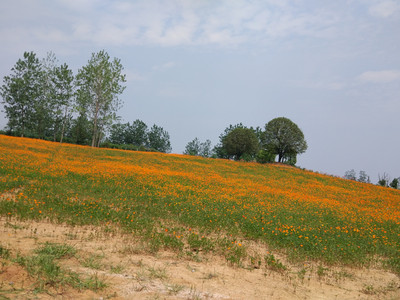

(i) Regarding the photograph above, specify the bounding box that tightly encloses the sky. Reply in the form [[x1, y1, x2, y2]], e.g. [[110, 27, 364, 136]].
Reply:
[[0, 0, 399, 182]]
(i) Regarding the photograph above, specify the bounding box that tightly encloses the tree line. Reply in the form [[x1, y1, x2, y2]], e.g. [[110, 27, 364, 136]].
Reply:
[[0, 51, 171, 152], [344, 169, 399, 189], [184, 117, 308, 165]]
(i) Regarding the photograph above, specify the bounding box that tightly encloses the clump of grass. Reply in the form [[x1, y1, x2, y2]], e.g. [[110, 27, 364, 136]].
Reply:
[[187, 233, 215, 253], [0, 244, 11, 259], [34, 241, 76, 259], [81, 253, 104, 270], [147, 265, 168, 280], [13, 242, 106, 293], [317, 265, 328, 278], [166, 283, 184, 295], [264, 254, 287, 273]]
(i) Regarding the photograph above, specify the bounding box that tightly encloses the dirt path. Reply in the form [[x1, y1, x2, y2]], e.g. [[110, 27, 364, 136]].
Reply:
[[1, 217, 399, 299]]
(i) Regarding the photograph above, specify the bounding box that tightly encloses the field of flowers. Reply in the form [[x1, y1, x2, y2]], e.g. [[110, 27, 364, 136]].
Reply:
[[1, 135, 400, 272]]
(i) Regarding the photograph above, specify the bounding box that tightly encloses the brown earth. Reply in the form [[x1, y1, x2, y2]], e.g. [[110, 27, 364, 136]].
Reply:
[[1, 218, 400, 300]]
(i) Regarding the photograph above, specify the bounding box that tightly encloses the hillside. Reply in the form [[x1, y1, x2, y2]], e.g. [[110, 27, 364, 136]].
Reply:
[[1, 135, 400, 299]]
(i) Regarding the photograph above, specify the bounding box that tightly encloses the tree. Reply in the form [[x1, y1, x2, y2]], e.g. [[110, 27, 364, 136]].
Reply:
[[263, 117, 307, 163], [51, 63, 75, 143], [389, 178, 399, 189], [344, 169, 357, 180], [184, 138, 202, 156], [68, 112, 91, 145], [184, 138, 212, 157], [109, 122, 129, 145], [222, 127, 259, 161], [0, 52, 43, 137], [147, 124, 171, 153], [109, 120, 148, 147], [213, 123, 246, 159], [126, 120, 148, 147], [76, 50, 126, 147], [378, 173, 390, 187], [358, 170, 370, 183], [256, 150, 276, 164]]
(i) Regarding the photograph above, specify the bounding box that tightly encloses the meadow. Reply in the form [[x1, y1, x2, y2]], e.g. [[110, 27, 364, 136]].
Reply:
[[1, 134, 400, 274]]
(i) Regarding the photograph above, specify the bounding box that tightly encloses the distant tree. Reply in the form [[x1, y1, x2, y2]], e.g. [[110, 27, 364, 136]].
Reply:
[[109, 122, 129, 145], [184, 138, 202, 156], [263, 117, 307, 163], [0, 51, 43, 137], [222, 127, 259, 161], [213, 123, 246, 159], [184, 138, 212, 157], [389, 178, 399, 189], [200, 139, 212, 158], [344, 169, 357, 180], [76, 50, 126, 147], [377, 173, 390, 187], [68, 112, 91, 145], [358, 170, 370, 183], [126, 119, 148, 147], [147, 124, 171, 153]]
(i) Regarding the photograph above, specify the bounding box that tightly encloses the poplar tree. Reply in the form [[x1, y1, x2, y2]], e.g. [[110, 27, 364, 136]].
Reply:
[[76, 50, 126, 147]]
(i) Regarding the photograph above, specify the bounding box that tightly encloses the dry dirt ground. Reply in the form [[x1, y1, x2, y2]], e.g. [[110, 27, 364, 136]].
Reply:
[[1, 217, 400, 300]]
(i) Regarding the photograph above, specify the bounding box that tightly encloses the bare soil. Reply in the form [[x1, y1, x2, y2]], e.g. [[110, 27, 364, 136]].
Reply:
[[1, 217, 399, 300]]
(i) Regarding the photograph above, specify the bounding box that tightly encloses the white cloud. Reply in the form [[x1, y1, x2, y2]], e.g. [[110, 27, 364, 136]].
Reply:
[[358, 70, 400, 83], [152, 61, 176, 71], [35, 0, 342, 47], [368, 1, 400, 18]]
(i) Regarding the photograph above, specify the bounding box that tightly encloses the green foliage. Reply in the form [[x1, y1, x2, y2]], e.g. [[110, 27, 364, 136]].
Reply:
[[187, 233, 215, 252], [390, 178, 399, 189], [0, 244, 11, 259], [34, 242, 76, 259], [1, 52, 75, 142], [256, 150, 276, 164], [147, 124, 172, 153], [184, 138, 212, 157], [264, 254, 287, 273], [263, 117, 307, 163], [0, 52, 43, 137], [76, 50, 126, 147], [222, 127, 259, 161]]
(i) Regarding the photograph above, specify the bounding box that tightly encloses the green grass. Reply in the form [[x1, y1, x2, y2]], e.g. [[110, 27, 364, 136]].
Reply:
[[12, 242, 107, 293]]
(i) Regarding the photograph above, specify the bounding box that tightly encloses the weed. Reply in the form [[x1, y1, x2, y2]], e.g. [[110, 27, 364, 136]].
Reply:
[[202, 271, 218, 280], [34, 242, 76, 259], [317, 265, 328, 278], [4, 222, 25, 230], [362, 284, 376, 295], [166, 283, 184, 295], [297, 268, 307, 281], [147, 265, 168, 280], [110, 264, 125, 274], [264, 254, 287, 273], [0, 245, 11, 259], [81, 254, 104, 270]]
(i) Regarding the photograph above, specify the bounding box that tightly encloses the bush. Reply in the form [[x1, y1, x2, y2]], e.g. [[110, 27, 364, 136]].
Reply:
[[256, 150, 276, 164]]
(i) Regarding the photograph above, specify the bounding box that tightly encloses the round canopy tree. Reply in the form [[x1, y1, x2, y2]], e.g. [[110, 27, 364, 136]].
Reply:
[[263, 117, 307, 163], [222, 127, 259, 161]]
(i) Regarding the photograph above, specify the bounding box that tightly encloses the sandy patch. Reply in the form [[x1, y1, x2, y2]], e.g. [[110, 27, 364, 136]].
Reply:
[[0, 217, 399, 299]]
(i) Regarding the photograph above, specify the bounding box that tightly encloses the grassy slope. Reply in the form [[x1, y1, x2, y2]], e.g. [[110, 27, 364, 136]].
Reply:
[[1, 134, 400, 272]]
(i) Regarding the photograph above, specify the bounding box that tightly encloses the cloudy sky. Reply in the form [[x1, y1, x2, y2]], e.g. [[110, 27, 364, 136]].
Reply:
[[1, 0, 399, 182]]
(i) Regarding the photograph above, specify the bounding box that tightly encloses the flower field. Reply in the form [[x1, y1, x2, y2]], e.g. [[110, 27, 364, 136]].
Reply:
[[1, 135, 400, 272]]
